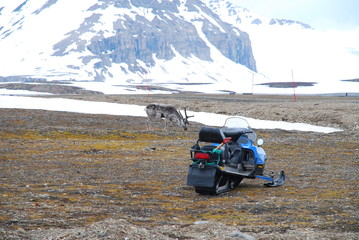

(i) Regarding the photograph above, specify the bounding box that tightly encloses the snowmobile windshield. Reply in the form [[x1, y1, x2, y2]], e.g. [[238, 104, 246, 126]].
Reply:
[[222, 117, 257, 143], [223, 117, 251, 130]]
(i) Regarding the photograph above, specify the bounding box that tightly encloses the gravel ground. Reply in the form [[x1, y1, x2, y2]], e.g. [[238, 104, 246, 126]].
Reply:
[[1, 94, 358, 239]]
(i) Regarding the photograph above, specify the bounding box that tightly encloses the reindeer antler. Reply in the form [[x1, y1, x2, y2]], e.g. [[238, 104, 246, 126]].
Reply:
[[183, 106, 194, 124]]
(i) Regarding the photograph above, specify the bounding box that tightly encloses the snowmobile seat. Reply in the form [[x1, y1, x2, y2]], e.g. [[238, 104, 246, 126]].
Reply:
[[221, 127, 246, 142], [198, 127, 225, 143]]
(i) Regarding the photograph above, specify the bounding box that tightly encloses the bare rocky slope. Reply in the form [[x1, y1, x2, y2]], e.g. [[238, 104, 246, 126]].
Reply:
[[1, 94, 358, 239]]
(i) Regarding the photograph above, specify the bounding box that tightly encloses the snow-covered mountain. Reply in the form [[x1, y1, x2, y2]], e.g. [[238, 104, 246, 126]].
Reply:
[[0, 0, 358, 94], [0, 0, 257, 88]]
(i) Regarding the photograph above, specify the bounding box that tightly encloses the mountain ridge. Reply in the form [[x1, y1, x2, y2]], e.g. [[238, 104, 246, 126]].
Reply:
[[0, 0, 257, 82]]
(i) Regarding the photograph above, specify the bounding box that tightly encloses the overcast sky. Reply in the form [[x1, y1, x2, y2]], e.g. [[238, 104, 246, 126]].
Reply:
[[235, 0, 359, 31]]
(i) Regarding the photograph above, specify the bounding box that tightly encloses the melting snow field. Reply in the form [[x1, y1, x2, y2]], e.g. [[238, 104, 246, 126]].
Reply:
[[0, 96, 341, 133]]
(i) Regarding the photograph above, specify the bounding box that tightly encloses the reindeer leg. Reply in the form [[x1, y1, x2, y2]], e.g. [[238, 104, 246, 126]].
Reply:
[[171, 120, 176, 130], [164, 118, 167, 131], [146, 117, 153, 131], [146, 118, 150, 130]]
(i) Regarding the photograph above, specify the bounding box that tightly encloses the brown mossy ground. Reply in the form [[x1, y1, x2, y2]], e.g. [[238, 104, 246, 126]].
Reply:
[[0, 94, 358, 239]]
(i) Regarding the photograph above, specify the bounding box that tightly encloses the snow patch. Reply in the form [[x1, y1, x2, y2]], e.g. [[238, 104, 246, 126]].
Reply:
[[0, 96, 342, 133]]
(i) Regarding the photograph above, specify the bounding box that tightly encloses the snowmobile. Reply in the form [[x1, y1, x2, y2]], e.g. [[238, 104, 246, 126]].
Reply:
[[187, 117, 285, 195]]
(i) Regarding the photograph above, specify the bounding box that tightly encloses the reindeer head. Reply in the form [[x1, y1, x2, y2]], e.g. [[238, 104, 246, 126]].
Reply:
[[178, 106, 194, 131]]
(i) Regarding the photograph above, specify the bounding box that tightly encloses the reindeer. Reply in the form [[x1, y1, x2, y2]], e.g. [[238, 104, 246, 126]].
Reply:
[[145, 104, 193, 130]]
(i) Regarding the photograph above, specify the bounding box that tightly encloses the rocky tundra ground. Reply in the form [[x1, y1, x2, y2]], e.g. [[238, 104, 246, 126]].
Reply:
[[0, 94, 358, 239]]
